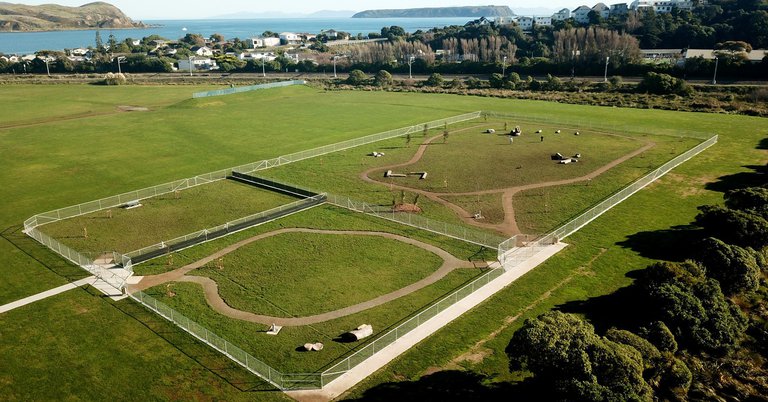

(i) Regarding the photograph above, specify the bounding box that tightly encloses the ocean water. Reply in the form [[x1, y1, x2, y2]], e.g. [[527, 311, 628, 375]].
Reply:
[[0, 18, 474, 55]]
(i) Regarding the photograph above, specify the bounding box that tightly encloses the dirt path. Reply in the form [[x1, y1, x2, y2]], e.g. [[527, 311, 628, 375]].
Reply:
[[128, 228, 477, 326], [362, 130, 655, 236]]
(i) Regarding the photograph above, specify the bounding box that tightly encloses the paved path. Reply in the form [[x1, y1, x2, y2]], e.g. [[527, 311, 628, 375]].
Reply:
[[287, 243, 569, 402], [0, 276, 96, 314], [129, 229, 476, 326], [362, 128, 655, 236]]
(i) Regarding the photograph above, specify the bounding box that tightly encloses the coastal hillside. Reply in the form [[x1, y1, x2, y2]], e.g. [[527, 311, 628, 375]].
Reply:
[[0, 2, 146, 31], [352, 6, 514, 18]]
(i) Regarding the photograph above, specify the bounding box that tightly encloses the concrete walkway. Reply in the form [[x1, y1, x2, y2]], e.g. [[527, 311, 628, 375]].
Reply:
[[286, 242, 568, 402], [0, 276, 96, 314]]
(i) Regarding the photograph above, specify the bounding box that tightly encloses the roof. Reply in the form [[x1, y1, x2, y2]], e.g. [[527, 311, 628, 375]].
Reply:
[[685, 48, 767, 62]]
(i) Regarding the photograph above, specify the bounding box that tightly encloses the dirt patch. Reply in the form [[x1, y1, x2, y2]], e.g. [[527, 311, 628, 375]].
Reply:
[[117, 105, 149, 112], [393, 203, 422, 213]]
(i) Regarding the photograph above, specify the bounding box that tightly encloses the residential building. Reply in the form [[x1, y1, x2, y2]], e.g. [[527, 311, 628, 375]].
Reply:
[[610, 3, 629, 16], [279, 32, 301, 45], [630, 0, 694, 13], [534, 16, 553, 27], [552, 8, 571, 21], [246, 37, 280, 48], [573, 5, 592, 23], [190, 46, 213, 57], [516, 16, 534, 30], [178, 57, 218, 71], [494, 16, 517, 24], [592, 3, 611, 18]]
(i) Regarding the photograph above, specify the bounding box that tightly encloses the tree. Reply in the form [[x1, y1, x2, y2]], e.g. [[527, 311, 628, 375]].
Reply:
[[695, 205, 768, 249], [637, 72, 693, 96], [373, 70, 393, 87], [95, 30, 104, 53], [637, 261, 748, 352], [489, 73, 504, 88], [695, 237, 761, 296], [210, 33, 226, 43], [724, 187, 768, 219], [181, 33, 206, 47], [507, 311, 653, 401], [425, 73, 444, 87], [346, 69, 368, 85]]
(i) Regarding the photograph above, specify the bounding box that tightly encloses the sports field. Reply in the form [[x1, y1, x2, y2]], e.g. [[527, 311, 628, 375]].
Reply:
[[0, 83, 764, 401]]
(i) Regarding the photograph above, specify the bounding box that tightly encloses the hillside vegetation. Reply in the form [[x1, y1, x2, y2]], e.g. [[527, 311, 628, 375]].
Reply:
[[0, 1, 146, 31], [353, 6, 514, 18]]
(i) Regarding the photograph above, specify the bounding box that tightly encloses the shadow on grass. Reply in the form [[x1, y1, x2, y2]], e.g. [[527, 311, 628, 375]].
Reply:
[[556, 280, 652, 334], [705, 164, 768, 193], [758, 138, 768, 150], [342, 370, 540, 401], [1, 224, 86, 282], [616, 224, 705, 262], [107, 290, 282, 394]]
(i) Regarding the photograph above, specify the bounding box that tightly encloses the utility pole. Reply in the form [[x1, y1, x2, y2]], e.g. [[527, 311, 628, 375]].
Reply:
[[408, 55, 415, 79], [502, 55, 507, 76], [712, 56, 718, 85], [188, 55, 193, 77], [44, 59, 51, 76], [261, 56, 266, 77], [333, 55, 337, 78], [603, 56, 610, 83]]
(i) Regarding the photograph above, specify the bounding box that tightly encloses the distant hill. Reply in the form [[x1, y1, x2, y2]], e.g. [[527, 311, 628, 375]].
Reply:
[[352, 6, 514, 18], [0, 2, 147, 31]]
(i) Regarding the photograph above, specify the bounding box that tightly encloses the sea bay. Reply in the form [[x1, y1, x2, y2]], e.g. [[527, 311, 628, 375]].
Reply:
[[0, 17, 474, 55]]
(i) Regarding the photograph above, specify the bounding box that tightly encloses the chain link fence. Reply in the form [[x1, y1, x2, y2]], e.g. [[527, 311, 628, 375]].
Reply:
[[192, 80, 307, 99]]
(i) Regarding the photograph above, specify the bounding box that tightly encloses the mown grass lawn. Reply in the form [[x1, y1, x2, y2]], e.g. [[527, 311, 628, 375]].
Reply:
[[0, 83, 764, 400], [40, 179, 296, 254], [193, 231, 445, 317]]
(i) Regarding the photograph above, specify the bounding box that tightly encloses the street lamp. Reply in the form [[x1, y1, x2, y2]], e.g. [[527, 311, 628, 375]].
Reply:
[[603, 56, 610, 83], [261, 55, 266, 77], [502, 56, 507, 76], [332, 55, 337, 78], [408, 55, 415, 79], [712, 56, 719, 85], [188, 55, 194, 77], [44, 58, 51, 77], [116, 56, 126, 74]]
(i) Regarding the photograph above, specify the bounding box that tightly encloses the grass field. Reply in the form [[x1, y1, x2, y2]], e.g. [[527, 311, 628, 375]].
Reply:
[[39, 179, 298, 254], [192, 231, 445, 317], [0, 83, 765, 400]]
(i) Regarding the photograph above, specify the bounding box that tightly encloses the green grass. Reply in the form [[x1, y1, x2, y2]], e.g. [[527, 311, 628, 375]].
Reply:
[[39, 180, 297, 254], [191, 231, 444, 317], [1, 83, 765, 400], [145, 268, 484, 374]]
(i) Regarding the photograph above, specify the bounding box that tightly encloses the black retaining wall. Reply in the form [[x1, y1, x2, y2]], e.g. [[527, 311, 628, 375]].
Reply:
[[229, 171, 318, 198], [129, 192, 325, 265]]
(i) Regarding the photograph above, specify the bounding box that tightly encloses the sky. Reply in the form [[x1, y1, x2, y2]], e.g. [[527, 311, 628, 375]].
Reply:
[[14, 1, 576, 19]]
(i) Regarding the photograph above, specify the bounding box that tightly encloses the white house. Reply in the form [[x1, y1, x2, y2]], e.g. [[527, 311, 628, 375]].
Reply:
[[494, 16, 517, 24], [178, 57, 218, 71], [534, 16, 553, 27], [131, 39, 141, 46], [279, 32, 301, 45], [246, 37, 280, 48], [239, 52, 277, 62], [191, 46, 213, 57], [592, 3, 611, 19], [630, 0, 694, 13], [572, 5, 592, 24], [552, 8, 572, 21], [516, 16, 534, 30]]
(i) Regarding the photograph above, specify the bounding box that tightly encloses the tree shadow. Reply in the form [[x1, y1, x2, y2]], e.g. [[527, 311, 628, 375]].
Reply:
[[616, 224, 705, 262], [556, 279, 652, 334], [758, 138, 768, 150], [342, 370, 543, 401], [705, 164, 768, 193]]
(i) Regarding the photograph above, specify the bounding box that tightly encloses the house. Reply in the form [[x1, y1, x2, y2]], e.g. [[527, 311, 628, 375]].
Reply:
[[70, 48, 89, 57], [178, 57, 219, 71], [630, 0, 694, 13], [279, 32, 301, 45], [131, 39, 141, 46], [572, 5, 592, 24], [552, 8, 571, 21], [610, 3, 629, 16], [516, 16, 534, 31], [323, 29, 349, 40], [246, 37, 280, 48], [640, 48, 684, 63], [534, 16, 553, 27], [284, 53, 300, 63], [299, 33, 317, 42], [240, 52, 277, 62], [494, 16, 517, 24], [592, 3, 611, 19], [191, 46, 213, 57]]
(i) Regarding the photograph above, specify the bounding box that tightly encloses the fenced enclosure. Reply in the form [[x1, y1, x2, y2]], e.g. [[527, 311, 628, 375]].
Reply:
[[192, 80, 307, 99], [23, 102, 719, 392]]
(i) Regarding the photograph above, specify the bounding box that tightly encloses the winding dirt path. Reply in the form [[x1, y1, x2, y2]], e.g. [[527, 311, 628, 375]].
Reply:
[[128, 228, 476, 326], [362, 129, 655, 236]]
